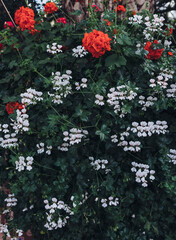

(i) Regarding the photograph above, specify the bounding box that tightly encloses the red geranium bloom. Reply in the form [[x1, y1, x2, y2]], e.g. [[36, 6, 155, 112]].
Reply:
[[44, 2, 58, 14], [92, 5, 100, 12], [0, 43, 3, 50], [144, 41, 164, 60], [4, 21, 14, 29], [115, 5, 126, 12], [131, 11, 136, 15], [6, 102, 24, 115], [56, 18, 67, 24], [15, 6, 36, 32], [113, 0, 122, 3], [164, 27, 173, 36], [168, 51, 173, 56], [82, 29, 111, 58], [104, 19, 111, 26]]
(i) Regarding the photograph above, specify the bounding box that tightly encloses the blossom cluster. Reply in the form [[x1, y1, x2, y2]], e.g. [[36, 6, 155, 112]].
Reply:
[[4, 193, 17, 207], [95, 196, 119, 208], [167, 149, 176, 164], [15, 156, 34, 171], [167, 84, 176, 98], [89, 156, 108, 171], [0, 224, 23, 238], [44, 198, 74, 230], [58, 128, 88, 150], [131, 162, 155, 187], [48, 70, 72, 104], [107, 85, 138, 117], [47, 43, 63, 54], [0, 124, 18, 148], [15, 6, 35, 32], [149, 68, 174, 89], [20, 88, 43, 105], [36, 143, 52, 155], [130, 121, 168, 136], [95, 94, 104, 106], [75, 78, 88, 90], [10, 107, 29, 133], [138, 95, 157, 111], [70, 192, 88, 208], [72, 45, 88, 58]]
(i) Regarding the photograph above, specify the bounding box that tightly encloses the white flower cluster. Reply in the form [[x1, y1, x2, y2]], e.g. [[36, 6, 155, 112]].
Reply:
[[15, 156, 34, 171], [4, 193, 17, 207], [130, 121, 168, 137], [128, 15, 143, 25], [72, 45, 88, 57], [11, 107, 29, 133], [149, 68, 174, 89], [107, 85, 138, 117], [0, 124, 18, 148], [44, 198, 74, 230], [95, 94, 104, 106], [112, 129, 141, 152], [167, 84, 176, 98], [21, 88, 43, 105], [164, 40, 172, 48], [47, 43, 63, 54], [143, 15, 165, 40], [57, 142, 70, 151], [89, 156, 109, 171], [62, 128, 88, 146], [138, 95, 157, 111], [48, 70, 72, 104], [36, 143, 52, 155], [167, 149, 176, 164], [75, 78, 88, 90], [95, 196, 119, 208], [0, 224, 23, 238], [70, 192, 88, 208], [131, 162, 155, 187]]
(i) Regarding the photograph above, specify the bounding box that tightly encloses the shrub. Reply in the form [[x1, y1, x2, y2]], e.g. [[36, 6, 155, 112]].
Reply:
[[0, 2, 176, 240]]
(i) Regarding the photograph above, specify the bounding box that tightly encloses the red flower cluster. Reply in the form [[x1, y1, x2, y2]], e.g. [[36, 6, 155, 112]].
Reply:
[[6, 102, 24, 115], [113, 0, 122, 3], [15, 6, 35, 32], [56, 18, 67, 24], [115, 5, 126, 12], [4, 21, 14, 29], [168, 51, 173, 56], [82, 29, 111, 58], [0, 43, 3, 50], [44, 2, 58, 14], [164, 27, 173, 36], [144, 40, 164, 60], [92, 5, 100, 12], [104, 19, 111, 26]]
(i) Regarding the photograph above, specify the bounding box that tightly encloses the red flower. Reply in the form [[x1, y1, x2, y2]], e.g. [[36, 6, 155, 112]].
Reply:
[[144, 41, 164, 60], [56, 18, 67, 24], [0, 43, 3, 50], [131, 11, 136, 15], [104, 19, 111, 26], [44, 2, 58, 14], [113, 0, 122, 3], [164, 27, 173, 36], [115, 5, 126, 12], [82, 29, 111, 58], [4, 21, 14, 29], [6, 102, 24, 115], [113, 29, 118, 34], [15, 6, 36, 32], [168, 51, 173, 56], [92, 5, 100, 12]]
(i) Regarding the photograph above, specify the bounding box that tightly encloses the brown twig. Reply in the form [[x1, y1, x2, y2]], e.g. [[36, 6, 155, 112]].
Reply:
[[0, 0, 17, 28]]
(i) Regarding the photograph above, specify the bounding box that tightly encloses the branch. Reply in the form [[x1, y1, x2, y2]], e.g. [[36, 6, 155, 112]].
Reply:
[[0, 0, 17, 28]]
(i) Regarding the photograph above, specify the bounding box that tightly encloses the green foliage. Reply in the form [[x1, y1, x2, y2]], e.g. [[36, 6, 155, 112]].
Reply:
[[0, 4, 176, 240]]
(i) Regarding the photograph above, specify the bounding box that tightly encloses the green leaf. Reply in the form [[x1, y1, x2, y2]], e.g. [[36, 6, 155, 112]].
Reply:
[[105, 54, 126, 67]]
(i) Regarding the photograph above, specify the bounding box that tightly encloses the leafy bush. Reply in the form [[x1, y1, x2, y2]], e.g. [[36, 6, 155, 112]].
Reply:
[[0, 2, 176, 240]]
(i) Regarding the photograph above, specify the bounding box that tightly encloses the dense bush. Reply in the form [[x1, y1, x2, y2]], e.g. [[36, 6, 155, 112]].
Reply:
[[0, 2, 176, 239]]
